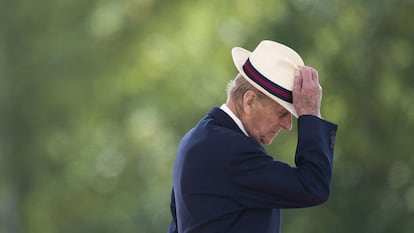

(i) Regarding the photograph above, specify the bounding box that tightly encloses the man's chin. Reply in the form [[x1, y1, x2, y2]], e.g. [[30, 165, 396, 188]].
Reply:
[[260, 137, 276, 145]]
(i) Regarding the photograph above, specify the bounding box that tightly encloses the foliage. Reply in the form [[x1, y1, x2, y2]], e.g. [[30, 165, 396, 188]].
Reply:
[[1, 0, 414, 232]]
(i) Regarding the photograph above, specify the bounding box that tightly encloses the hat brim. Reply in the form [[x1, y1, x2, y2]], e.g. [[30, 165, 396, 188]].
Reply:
[[231, 47, 298, 118]]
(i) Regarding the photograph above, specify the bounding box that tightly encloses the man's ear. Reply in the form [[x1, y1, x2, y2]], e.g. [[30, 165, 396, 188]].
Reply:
[[242, 90, 257, 114]]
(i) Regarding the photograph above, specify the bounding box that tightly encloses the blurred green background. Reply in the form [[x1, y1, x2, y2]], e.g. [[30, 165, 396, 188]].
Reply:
[[1, 0, 414, 232]]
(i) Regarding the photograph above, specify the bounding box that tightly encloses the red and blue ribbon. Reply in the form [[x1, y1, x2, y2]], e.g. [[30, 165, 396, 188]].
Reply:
[[242, 58, 293, 103]]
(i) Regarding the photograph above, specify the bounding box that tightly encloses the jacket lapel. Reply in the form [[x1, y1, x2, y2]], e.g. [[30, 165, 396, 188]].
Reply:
[[207, 107, 245, 135]]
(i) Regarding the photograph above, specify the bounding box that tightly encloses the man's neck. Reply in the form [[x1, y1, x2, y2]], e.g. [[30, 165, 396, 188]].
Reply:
[[221, 102, 249, 136]]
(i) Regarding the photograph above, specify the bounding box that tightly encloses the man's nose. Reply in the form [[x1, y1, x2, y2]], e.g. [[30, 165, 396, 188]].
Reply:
[[281, 114, 292, 131]]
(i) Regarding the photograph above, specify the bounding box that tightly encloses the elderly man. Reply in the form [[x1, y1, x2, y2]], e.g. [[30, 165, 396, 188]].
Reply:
[[167, 40, 338, 233]]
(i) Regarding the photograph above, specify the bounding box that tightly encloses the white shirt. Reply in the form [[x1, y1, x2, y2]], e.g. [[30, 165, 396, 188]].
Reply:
[[220, 104, 249, 136]]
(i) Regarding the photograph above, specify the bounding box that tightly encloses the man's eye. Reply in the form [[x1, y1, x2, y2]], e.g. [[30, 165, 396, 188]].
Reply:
[[278, 111, 288, 117]]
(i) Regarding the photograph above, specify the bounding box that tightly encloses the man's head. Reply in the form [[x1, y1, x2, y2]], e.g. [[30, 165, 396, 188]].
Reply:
[[231, 40, 304, 118], [226, 74, 292, 145]]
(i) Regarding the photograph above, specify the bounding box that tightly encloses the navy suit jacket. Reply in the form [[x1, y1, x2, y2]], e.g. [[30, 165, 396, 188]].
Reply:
[[168, 107, 337, 233]]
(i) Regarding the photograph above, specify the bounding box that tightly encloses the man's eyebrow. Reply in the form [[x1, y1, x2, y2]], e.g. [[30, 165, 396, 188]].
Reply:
[[279, 110, 289, 117]]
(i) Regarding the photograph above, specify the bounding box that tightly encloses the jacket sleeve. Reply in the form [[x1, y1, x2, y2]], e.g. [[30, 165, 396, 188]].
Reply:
[[167, 189, 178, 233], [227, 115, 338, 209]]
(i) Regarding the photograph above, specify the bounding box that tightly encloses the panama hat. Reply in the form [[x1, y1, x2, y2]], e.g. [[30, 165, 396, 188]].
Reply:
[[232, 40, 304, 118]]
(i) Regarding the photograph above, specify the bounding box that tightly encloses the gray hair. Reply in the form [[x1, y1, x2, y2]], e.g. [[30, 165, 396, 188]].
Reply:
[[226, 74, 268, 103]]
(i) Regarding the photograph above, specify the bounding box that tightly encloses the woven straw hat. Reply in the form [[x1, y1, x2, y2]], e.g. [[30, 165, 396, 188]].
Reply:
[[231, 40, 304, 118]]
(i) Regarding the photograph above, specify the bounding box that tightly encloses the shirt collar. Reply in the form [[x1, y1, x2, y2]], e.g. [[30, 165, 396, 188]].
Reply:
[[220, 104, 249, 136]]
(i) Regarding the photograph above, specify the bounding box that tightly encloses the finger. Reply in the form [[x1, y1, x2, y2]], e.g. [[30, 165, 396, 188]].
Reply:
[[310, 67, 318, 81], [293, 68, 302, 91], [301, 66, 313, 86], [301, 66, 313, 80]]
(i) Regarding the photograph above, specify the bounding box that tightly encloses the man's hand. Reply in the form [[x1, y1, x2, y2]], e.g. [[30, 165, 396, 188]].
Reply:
[[293, 66, 322, 118]]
